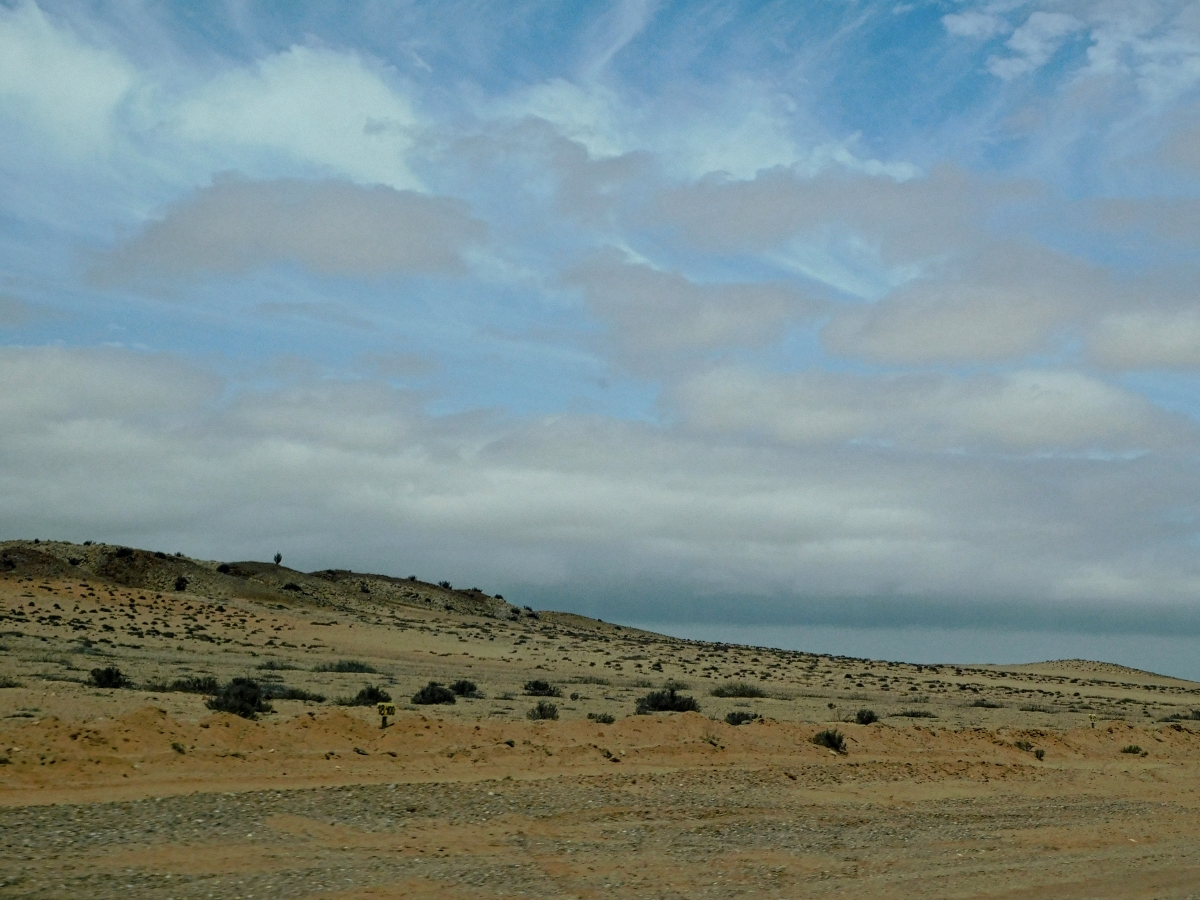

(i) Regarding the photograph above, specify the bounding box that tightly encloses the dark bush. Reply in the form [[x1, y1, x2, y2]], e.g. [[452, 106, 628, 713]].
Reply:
[[812, 728, 846, 753], [206, 678, 272, 719], [282, 582, 301, 591], [114, 547, 133, 558], [527, 700, 559, 720], [969, 699, 1005, 708], [67, 557, 81, 566], [314, 659, 377, 673], [90, 666, 127, 689], [524, 680, 561, 697], [661, 679, 690, 691], [0, 676, 23, 689], [273, 553, 282, 565], [169, 675, 219, 694], [1014, 740, 1035, 751], [1034, 749, 1045, 760], [710, 681, 767, 698], [855, 708, 879, 725], [895, 709, 937, 718], [154, 551, 167, 559], [438, 580, 452, 589], [635, 688, 700, 715], [450, 679, 481, 697], [256, 660, 299, 671], [173, 575, 188, 592], [216, 563, 232, 574], [1121, 744, 1143, 754], [725, 711, 760, 726], [1161, 709, 1200, 722], [341, 685, 389, 706], [588, 712, 615, 724], [412, 682, 456, 705]]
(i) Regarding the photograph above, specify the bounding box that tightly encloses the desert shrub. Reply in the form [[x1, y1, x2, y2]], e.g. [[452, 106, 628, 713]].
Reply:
[[812, 728, 846, 753], [710, 681, 767, 698], [1020, 704, 1056, 713], [173, 575, 188, 592], [450, 679, 482, 697], [1121, 744, 1143, 754], [1014, 740, 1035, 752], [114, 547, 133, 558], [154, 551, 167, 559], [855, 708, 879, 725], [0, 676, 22, 689], [437, 580, 452, 589], [969, 699, 1005, 708], [571, 675, 610, 685], [1034, 749, 1045, 760], [661, 679, 691, 691], [588, 712, 615, 724], [524, 679, 561, 697], [725, 711, 760, 726], [256, 660, 299, 671], [282, 582, 301, 591], [170, 675, 218, 694], [216, 563, 232, 574], [273, 553, 282, 565], [895, 709, 937, 718], [339, 685, 389, 706], [264, 686, 326, 702], [1161, 709, 1200, 721], [635, 688, 700, 715], [314, 659, 377, 674], [527, 700, 559, 720], [412, 682, 456, 705], [205, 678, 272, 719], [89, 666, 127, 689], [171, 741, 185, 754]]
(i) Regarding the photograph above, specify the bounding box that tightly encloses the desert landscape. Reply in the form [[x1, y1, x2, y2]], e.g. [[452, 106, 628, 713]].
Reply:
[[1, 538, 1199, 899]]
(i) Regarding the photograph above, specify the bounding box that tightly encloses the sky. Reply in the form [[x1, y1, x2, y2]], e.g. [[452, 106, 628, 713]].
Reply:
[[4, 0, 1200, 675]]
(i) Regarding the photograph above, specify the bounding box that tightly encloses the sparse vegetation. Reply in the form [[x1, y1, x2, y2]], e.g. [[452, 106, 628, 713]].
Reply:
[[412, 682, 456, 705], [171, 741, 185, 754], [711, 681, 767, 698], [164, 675, 219, 694], [895, 709, 937, 718], [524, 679, 561, 697], [205, 678, 272, 719], [1161, 710, 1200, 722], [855, 708, 879, 725], [340, 685, 389, 706], [256, 660, 300, 671], [969, 699, 1005, 708], [1121, 744, 1144, 755], [636, 687, 701, 715], [1020, 704, 1056, 713], [725, 711, 760, 726], [527, 700, 559, 720], [0, 676, 22, 689], [1014, 740, 1035, 752], [89, 666, 127, 689], [173, 575, 188, 592], [812, 728, 846, 753], [588, 712, 616, 724], [1034, 749, 1046, 760], [438, 580, 452, 589], [314, 660, 377, 674]]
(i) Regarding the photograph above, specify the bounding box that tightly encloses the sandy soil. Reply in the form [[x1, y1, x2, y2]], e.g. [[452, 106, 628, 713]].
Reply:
[[2, 540, 1199, 898]]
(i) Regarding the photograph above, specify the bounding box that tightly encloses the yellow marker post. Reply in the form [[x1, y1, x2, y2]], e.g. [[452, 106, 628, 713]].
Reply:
[[377, 701, 397, 728]]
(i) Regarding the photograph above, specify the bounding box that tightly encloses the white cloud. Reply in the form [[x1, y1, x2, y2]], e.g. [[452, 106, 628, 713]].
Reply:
[[0, 1, 135, 156], [1088, 309, 1200, 369], [943, 11, 1008, 40], [988, 11, 1085, 80], [94, 176, 486, 282], [176, 45, 421, 188], [672, 366, 1190, 454]]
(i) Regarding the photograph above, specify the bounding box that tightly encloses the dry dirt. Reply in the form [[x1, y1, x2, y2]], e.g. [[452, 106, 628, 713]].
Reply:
[[2, 539, 1199, 898]]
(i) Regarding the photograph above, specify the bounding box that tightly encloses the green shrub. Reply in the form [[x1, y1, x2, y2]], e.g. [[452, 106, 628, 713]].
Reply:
[[855, 708, 878, 725], [1160, 710, 1200, 721], [1034, 749, 1045, 760], [314, 660, 377, 673], [635, 688, 700, 715], [527, 700, 559, 720], [524, 679, 561, 697], [812, 728, 846, 753], [661, 679, 690, 691], [725, 711, 759, 726], [412, 682, 456, 705], [1121, 744, 1143, 754], [1014, 740, 1035, 752], [173, 576, 188, 592], [0, 676, 22, 689], [710, 681, 767, 698], [450, 679, 482, 697], [587, 712, 615, 724], [895, 709, 937, 718], [90, 666, 127, 689], [205, 678, 272, 719], [969, 699, 1005, 708], [342, 685, 390, 706]]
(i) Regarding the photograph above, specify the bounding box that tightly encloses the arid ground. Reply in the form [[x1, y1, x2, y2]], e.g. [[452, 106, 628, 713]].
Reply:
[[2, 539, 1199, 898]]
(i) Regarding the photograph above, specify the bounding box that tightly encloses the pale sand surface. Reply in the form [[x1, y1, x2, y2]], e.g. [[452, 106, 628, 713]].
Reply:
[[2, 540, 1199, 898]]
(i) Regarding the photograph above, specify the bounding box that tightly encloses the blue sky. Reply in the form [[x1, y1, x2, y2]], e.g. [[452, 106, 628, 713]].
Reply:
[[5, 0, 1200, 672]]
